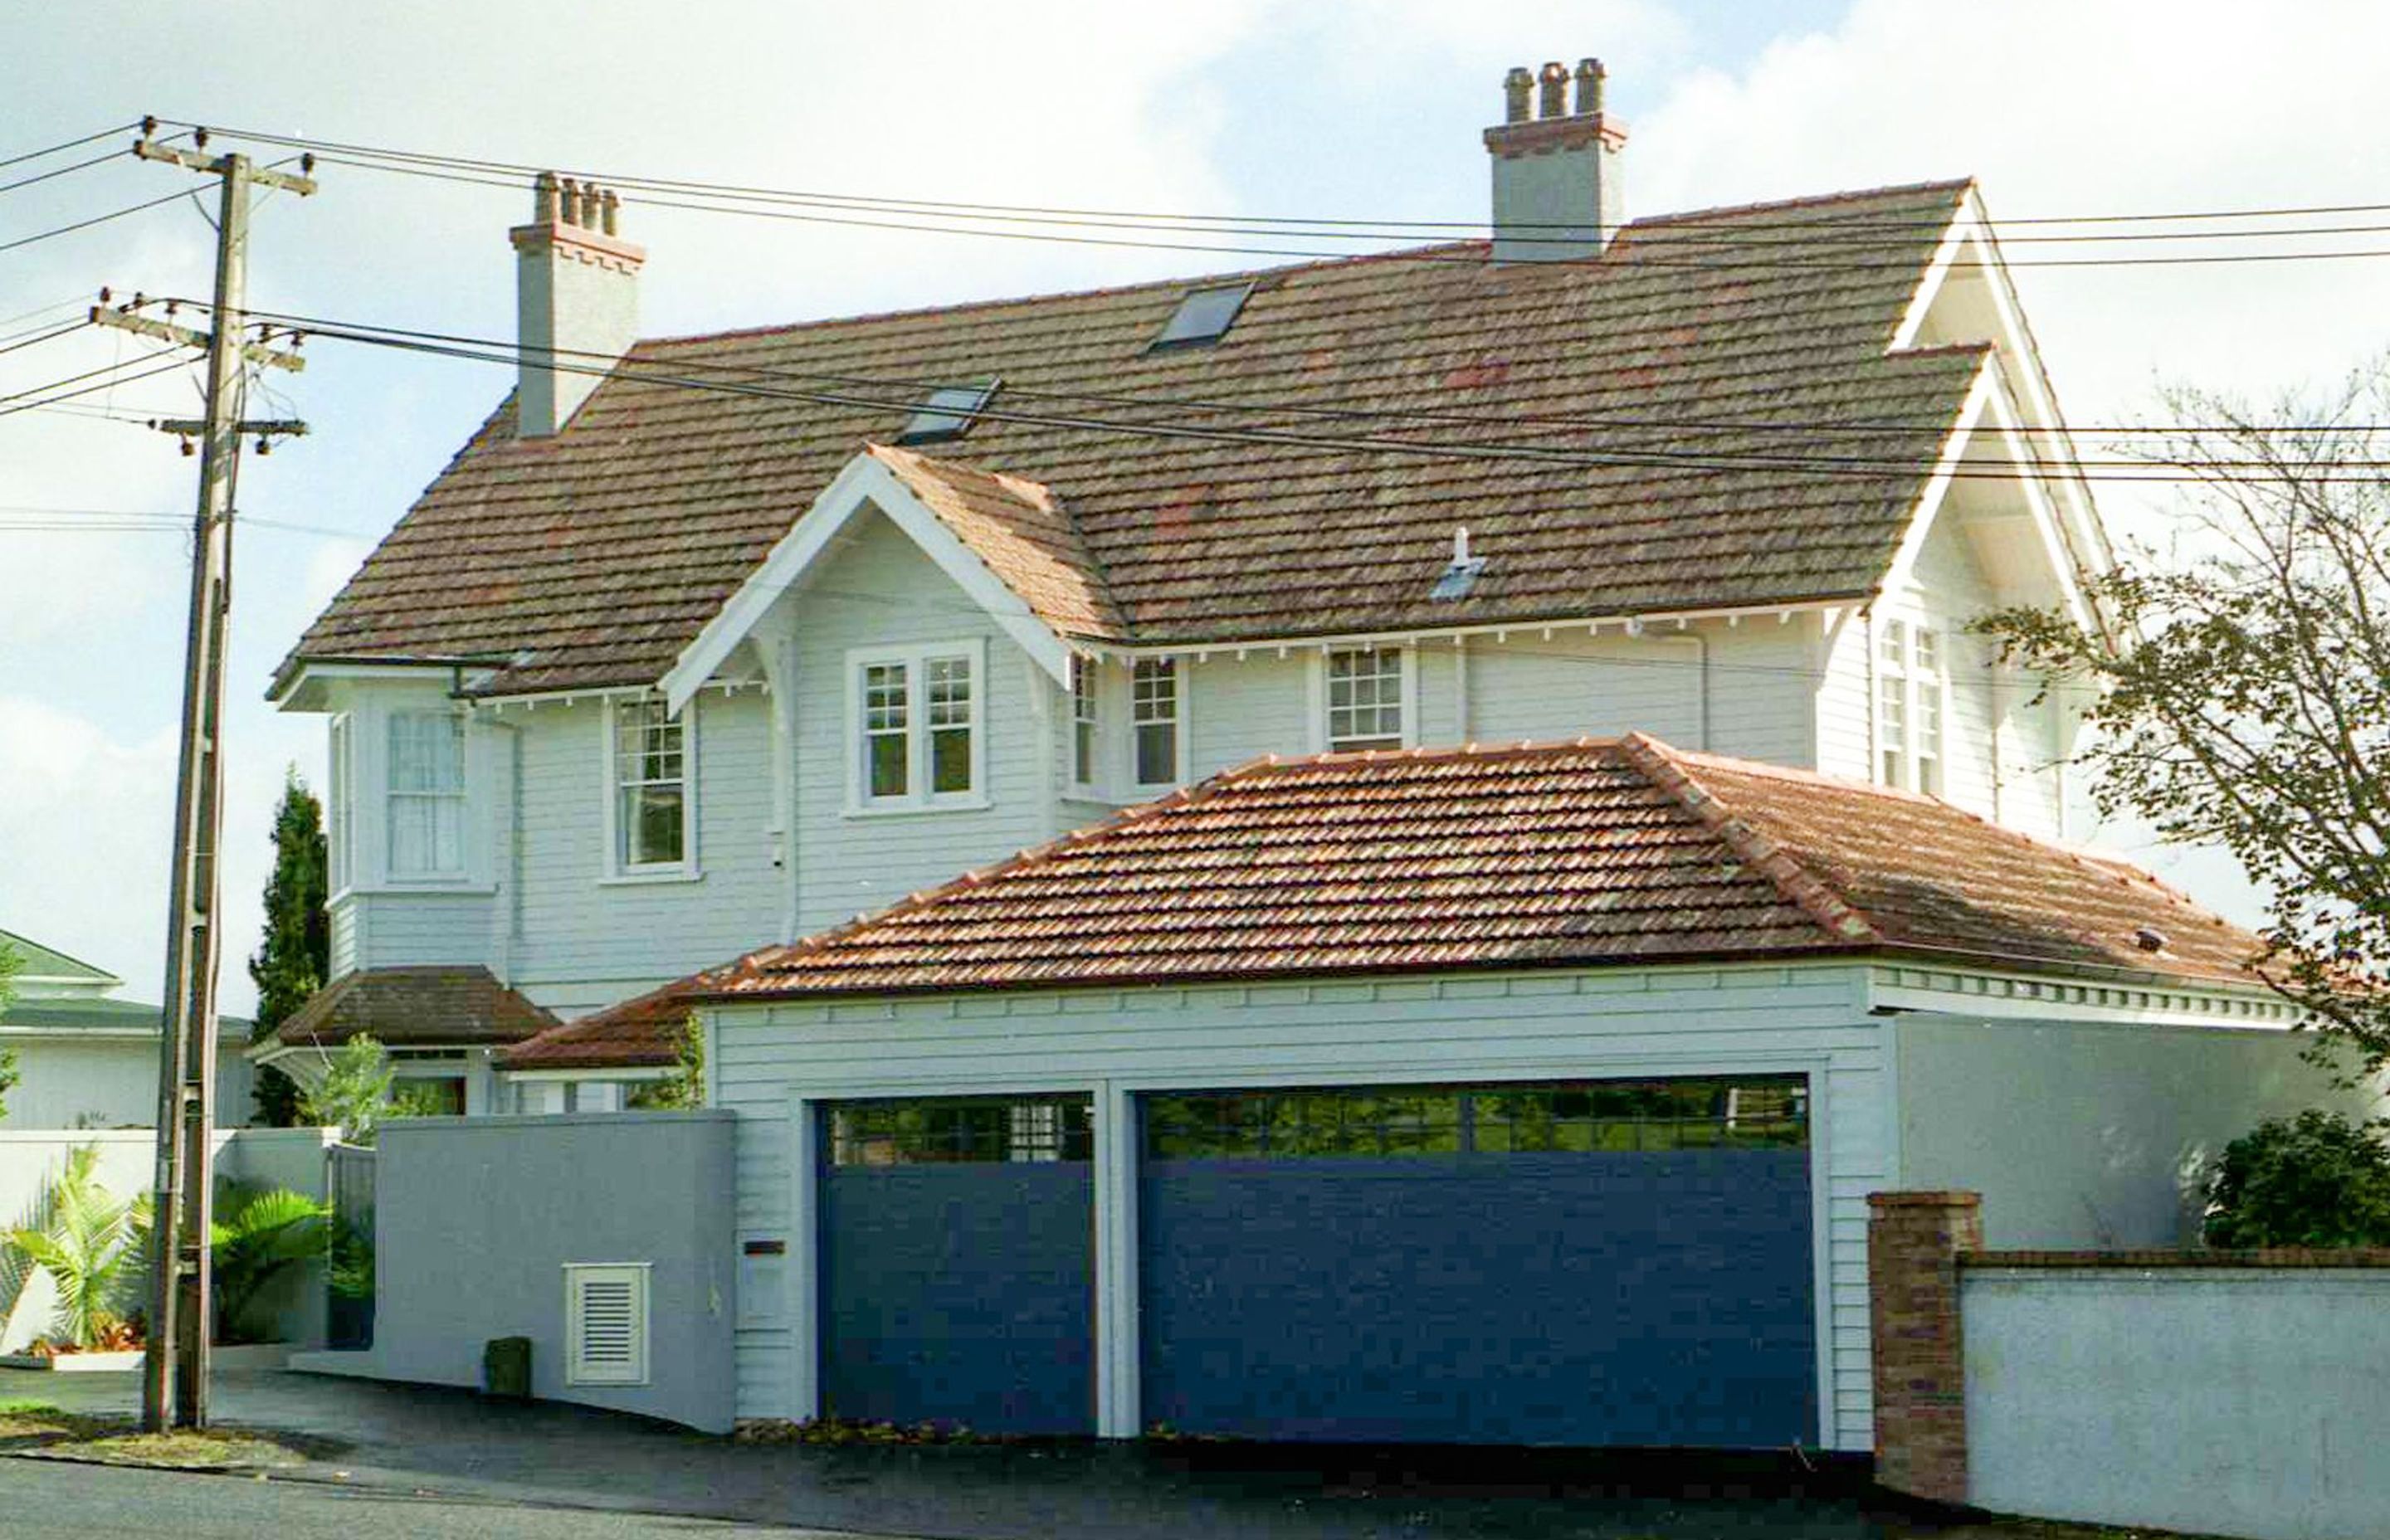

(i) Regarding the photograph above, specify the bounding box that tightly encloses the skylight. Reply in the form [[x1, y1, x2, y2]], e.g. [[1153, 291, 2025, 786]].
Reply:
[[897, 379, 999, 444], [1149, 281, 1254, 350]]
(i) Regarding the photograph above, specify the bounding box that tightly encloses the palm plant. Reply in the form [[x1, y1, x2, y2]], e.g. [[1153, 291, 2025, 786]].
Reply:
[[4, 1145, 151, 1351], [210, 1183, 333, 1343]]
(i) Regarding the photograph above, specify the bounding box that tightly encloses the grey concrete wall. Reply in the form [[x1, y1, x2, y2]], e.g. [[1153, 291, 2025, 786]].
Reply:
[[0, 1128, 334, 1352], [368, 1111, 735, 1432], [1893, 1016, 2384, 1248], [1964, 1265, 2390, 1540]]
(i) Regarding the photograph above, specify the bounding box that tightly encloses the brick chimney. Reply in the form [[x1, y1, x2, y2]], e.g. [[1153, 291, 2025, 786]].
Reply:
[[1483, 58, 1627, 262], [510, 172, 646, 437]]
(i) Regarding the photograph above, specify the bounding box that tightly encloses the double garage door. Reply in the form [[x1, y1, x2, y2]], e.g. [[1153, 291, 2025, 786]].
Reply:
[[818, 1076, 1815, 1445]]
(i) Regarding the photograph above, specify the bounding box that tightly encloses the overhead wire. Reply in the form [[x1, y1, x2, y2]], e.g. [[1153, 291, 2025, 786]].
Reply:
[[0, 123, 137, 173]]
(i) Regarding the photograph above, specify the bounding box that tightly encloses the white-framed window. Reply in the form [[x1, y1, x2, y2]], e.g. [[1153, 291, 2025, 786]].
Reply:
[[1324, 646, 1408, 751], [847, 640, 987, 811], [1070, 655, 1100, 791], [1132, 658, 1181, 789], [1877, 617, 1945, 795], [386, 709, 466, 879], [607, 696, 694, 876], [327, 713, 354, 893]]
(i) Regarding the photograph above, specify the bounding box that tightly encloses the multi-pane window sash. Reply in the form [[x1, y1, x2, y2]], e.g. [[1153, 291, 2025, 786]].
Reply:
[[1070, 655, 1099, 787], [863, 664, 910, 799], [1326, 646, 1403, 751], [1144, 1076, 1808, 1161], [613, 698, 686, 869], [387, 711, 466, 878], [1132, 658, 1178, 787], [925, 655, 973, 795], [829, 1095, 1095, 1166], [1876, 619, 1944, 794], [858, 649, 977, 804], [328, 714, 353, 890]]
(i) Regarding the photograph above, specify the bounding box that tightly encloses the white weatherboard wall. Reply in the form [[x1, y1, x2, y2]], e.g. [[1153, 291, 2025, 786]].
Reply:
[[0, 1039, 255, 1131], [1893, 1016, 2383, 1248], [711, 962, 1891, 1447], [1963, 1266, 2390, 1540]]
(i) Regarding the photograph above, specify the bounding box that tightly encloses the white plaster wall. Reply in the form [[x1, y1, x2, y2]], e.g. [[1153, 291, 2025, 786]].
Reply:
[[1964, 1267, 2390, 1540], [1893, 1016, 2383, 1249], [711, 961, 1893, 1448], [0, 1036, 253, 1130]]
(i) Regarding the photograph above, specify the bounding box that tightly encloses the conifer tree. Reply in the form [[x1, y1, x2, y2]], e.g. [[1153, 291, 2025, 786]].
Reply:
[[248, 768, 329, 1125]]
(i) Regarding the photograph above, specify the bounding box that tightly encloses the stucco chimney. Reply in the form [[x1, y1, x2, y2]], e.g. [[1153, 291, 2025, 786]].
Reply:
[[1482, 57, 1627, 262], [510, 171, 646, 437]]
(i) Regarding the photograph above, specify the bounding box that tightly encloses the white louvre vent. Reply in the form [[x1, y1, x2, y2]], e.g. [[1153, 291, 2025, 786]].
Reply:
[[564, 1263, 650, 1386]]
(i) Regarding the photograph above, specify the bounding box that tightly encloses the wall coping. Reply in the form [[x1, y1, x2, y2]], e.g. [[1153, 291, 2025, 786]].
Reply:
[[1965, 1248, 2390, 1270], [1868, 1191, 1981, 1209]]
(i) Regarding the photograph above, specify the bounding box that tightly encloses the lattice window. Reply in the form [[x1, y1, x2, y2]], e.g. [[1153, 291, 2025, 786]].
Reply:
[[612, 697, 687, 870], [1325, 646, 1405, 751], [1132, 658, 1178, 788]]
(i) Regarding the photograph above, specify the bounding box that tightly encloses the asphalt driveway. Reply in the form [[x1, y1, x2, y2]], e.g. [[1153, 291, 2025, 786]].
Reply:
[[0, 1367, 2028, 1540]]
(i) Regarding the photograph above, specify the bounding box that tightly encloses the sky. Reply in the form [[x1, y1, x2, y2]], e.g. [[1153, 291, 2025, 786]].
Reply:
[[4, 0, 2388, 1014]]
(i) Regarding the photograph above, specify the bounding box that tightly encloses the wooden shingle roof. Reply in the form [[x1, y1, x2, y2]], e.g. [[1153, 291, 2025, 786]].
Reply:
[[288, 180, 1989, 698], [505, 736, 2270, 1069]]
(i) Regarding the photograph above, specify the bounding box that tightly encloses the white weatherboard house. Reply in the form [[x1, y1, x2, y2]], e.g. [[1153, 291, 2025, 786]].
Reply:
[[0, 928, 251, 1128], [273, 62, 2376, 1448]]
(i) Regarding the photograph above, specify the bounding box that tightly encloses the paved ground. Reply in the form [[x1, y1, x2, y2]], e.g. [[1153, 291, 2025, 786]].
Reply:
[[0, 1367, 2027, 1539]]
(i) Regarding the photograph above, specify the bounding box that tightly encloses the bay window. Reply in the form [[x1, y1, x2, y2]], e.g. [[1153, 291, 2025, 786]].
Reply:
[[387, 709, 466, 878], [1071, 655, 1100, 789]]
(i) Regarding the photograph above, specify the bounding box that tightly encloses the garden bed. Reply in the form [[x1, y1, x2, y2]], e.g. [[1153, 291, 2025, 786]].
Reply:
[[0, 1343, 290, 1372]]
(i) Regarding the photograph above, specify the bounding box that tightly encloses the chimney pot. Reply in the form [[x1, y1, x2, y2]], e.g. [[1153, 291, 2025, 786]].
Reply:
[[1502, 67, 1534, 124], [600, 188, 620, 237], [578, 183, 602, 228], [558, 176, 582, 226], [1575, 58, 1605, 116], [1538, 61, 1569, 119], [534, 170, 560, 223]]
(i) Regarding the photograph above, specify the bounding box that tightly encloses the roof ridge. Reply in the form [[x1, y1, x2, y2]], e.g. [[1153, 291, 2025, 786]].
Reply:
[[1617, 732, 1883, 946], [1635, 177, 1974, 231]]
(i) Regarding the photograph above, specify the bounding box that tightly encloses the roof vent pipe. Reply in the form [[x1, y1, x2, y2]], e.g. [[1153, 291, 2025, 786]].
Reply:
[[1482, 56, 1627, 263]]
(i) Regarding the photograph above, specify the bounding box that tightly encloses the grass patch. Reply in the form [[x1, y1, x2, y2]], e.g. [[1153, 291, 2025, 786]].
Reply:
[[0, 1404, 344, 1471]]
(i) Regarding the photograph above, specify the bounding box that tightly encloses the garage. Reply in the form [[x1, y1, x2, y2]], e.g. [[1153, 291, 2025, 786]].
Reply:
[[1137, 1075, 1817, 1446], [817, 1094, 1095, 1434]]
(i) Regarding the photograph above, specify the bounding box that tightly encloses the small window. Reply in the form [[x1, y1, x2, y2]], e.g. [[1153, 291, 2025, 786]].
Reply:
[[387, 710, 466, 879], [897, 379, 997, 445], [612, 697, 688, 872], [1070, 655, 1100, 789], [328, 714, 354, 891], [1875, 617, 1945, 795], [1132, 659, 1179, 788], [564, 1263, 650, 1386], [1149, 281, 1254, 349], [851, 642, 983, 810], [1325, 646, 1405, 752]]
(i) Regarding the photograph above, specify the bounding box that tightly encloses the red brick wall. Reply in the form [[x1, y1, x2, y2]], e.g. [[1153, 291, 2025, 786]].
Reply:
[[1867, 1191, 1981, 1505]]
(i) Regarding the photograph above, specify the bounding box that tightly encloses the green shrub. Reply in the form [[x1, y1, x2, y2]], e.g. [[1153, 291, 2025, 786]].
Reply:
[[209, 1183, 333, 1343], [4, 1146, 152, 1350], [2204, 1110, 2390, 1249]]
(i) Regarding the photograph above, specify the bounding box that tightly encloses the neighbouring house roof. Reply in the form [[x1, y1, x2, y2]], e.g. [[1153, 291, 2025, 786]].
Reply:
[[506, 736, 2271, 1070], [0, 996, 253, 1036], [272, 966, 557, 1050], [0, 928, 121, 988], [282, 180, 1992, 699]]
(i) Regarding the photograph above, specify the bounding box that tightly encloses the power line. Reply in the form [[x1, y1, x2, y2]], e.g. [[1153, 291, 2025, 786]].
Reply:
[[0, 357, 192, 419], [227, 304, 2390, 481], [0, 149, 126, 198], [0, 122, 135, 172], [0, 186, 196, 256]]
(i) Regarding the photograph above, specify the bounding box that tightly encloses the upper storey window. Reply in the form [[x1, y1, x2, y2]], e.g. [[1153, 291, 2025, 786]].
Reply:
[[1877, 619, 1944, 796], [850, 640, 986, 812], [1132, 659, 1180, 789], [387, 710, 466, 879], [1071, 655, 1100, 790], [1325, 646, 1407, 752], [611, 697, 691, 875]]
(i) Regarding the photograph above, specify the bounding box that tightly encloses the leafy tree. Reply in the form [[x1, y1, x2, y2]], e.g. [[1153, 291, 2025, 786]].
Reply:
[[1978, 367, 2390, 1078], [2204, 1110, 2390, 1248], [627, 1014, 705, 1110], [4, 1145, 153, 1350], [209, 1182, 333, 1343], [297, 1035, 436, 1145], [0, 940, 20, 1121], [248, 768, 329, 1126]]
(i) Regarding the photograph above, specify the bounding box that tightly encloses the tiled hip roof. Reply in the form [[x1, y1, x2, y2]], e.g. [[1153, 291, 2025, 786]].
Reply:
[[275, 966, 557, 1050], [285, 181, 1987, 698]]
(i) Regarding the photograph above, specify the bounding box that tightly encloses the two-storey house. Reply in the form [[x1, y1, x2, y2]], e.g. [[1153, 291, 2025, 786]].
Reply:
[[267, 62, 2366, 1451]]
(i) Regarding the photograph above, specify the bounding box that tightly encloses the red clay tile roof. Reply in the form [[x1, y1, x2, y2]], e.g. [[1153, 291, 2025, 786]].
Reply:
[[274, 966, 558, 1050], [285, 180, 1988, 697], [499, 980, 694, 1071], [508, 737, 2270, 1067], [866, 443, 1124, 639]]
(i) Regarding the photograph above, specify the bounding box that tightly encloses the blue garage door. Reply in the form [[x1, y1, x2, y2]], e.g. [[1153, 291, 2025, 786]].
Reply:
[[819, 1094, 1095, 1435], [1139, 1076, 1816, 1447]]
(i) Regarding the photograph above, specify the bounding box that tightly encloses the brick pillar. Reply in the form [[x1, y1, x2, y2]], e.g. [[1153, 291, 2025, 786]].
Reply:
[[1867, 1191, 1981, 1506]]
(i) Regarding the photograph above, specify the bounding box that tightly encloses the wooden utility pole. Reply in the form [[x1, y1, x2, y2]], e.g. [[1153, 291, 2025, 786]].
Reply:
[[95, 124, 311, 1432]]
